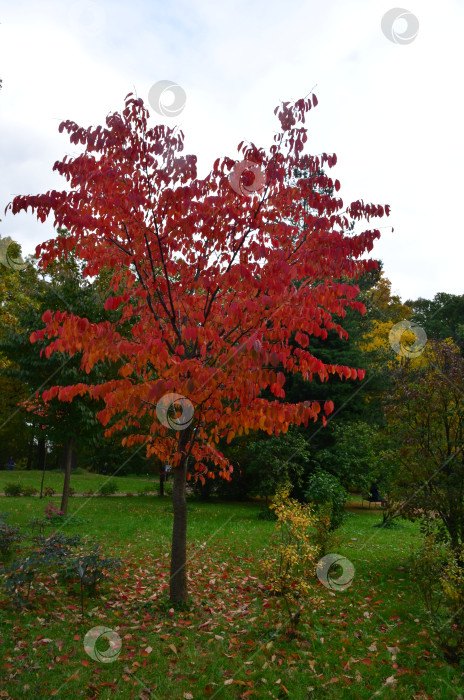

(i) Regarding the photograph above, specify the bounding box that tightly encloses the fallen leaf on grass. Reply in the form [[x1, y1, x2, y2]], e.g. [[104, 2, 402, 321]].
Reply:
[[198, 619, 213, 630], [322, 678, 339, 687]]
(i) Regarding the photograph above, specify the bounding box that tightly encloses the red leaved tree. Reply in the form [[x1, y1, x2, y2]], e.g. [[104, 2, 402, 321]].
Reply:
[[9, 93, 389, 601]]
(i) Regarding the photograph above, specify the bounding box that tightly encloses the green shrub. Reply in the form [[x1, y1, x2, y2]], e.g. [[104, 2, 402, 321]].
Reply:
[[4, 483, 23, 497], [27, 517, 48, 535], [138, 484, 155, 496], [411, 534, 446, 617], [304, 470, 347, 531], [43, 486, 55, 497], [34, 533, 82, 562], [5, 553, 41, 605], [410, 535, 464, 661], [312, 502, 338, 558], [98, 480, 119, 496], [22, 485, 39, 497], [60, 545, 122, 613], [58, 514, 88, 528], [0, 519, 23, 560]]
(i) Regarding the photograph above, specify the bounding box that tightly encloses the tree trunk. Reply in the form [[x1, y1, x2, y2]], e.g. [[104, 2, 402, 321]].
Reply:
[[169, 428, 192, 603], [39, 445, 47, 499], [159, 465, 165, 497], [60, 437, 73, 515], [26, 435, 34, 470], [37, 437, 46, 472]]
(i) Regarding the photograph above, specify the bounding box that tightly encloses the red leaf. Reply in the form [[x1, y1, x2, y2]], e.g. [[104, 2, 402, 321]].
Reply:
[[270, 352, 280, 367]]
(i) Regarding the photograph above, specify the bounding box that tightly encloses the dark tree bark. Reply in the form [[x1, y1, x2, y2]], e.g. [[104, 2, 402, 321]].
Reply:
[[39, 445, 47, 499], [159, 464, 165, 497], [26, 434, 34, 470], [60, 437, 73, 515], [169, 427, 192, 603], [37, 437, 46, 472]]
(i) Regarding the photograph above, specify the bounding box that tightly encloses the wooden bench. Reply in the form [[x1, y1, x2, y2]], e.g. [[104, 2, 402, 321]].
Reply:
[[361, 494, 384, 509]]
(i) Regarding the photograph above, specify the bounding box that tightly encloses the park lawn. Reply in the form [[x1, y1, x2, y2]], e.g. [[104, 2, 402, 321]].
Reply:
[[0, 469, 161, 496], [1, 496, 463, 699]]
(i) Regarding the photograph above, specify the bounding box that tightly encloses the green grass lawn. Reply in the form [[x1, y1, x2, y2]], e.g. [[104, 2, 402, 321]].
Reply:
[[0, 469, 161, 495], [1, 487, 463, 699]]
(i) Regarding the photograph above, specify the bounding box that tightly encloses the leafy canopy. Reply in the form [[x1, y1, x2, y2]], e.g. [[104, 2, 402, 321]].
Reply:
[[9, 93, 390, 483]]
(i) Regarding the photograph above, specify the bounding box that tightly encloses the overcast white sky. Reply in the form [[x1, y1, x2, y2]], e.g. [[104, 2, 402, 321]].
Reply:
[[1, 0, 462, 302]]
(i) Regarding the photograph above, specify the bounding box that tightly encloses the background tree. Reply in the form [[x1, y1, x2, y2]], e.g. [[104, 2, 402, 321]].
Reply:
[[384, 339, 464, 551], [0, 247, 39, 468], [313, 420, 383, 495], [406, 293, 464, 353], [0, 242, 153, 506], [10, 93, 390, 602]]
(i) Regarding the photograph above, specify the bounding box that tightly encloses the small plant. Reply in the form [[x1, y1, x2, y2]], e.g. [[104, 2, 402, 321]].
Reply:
[[312, 502, 338, 558], [83, 488, 95, 497], [58, 514, 88, 528], [43, 486, 56, 497], [4, 553, 41, 606], [34, 533, 82, 562], [98, 480, 119, 496], [27, 517, 48, 536], [61, 545, 122, 613], [440, 546, 464, 661], [22, 485, 39, 497], [410, 535, 464, 661], [0, 519, 23, 561], [68, 487, 76, 497], [4, 482, 23, 497], [138, 484, 155, 496], [260, 484, 322, 636], [411, 534, 447, 617], [44, 501, 65, 521]]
